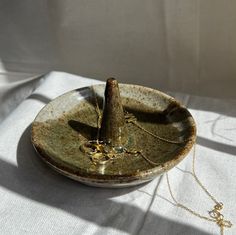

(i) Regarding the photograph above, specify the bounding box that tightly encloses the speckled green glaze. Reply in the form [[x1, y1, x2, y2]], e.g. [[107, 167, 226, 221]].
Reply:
[[31, 84, 196, 187]]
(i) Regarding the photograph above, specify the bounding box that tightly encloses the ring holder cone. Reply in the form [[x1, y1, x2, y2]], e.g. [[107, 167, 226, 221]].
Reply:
[[100, 78, 128, 149]]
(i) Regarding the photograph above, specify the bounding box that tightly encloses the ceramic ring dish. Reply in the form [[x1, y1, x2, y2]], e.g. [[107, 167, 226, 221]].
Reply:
[[31, 80, 196, 188]]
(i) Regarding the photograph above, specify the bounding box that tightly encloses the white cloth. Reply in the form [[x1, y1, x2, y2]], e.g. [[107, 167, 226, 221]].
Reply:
[[0, 72, 235, 235]]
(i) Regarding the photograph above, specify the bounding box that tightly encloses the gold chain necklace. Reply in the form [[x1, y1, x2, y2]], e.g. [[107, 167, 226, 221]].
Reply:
[[90, 89, 232, 235], [125, 111, 232, 235], [166, 144, 232, 235], [127, 113, 232, 235]]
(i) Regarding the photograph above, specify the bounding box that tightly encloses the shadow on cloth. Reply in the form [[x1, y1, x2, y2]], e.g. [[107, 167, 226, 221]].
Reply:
[[187, 98, 236, 118], [197, 136, 236, 156], [0, 125, 210, 235], [0, 75, 44, 122], [27, 93, 52, 104]]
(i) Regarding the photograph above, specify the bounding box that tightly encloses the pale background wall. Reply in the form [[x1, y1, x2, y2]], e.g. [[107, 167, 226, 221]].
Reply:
[[0, 0, 236, 98]]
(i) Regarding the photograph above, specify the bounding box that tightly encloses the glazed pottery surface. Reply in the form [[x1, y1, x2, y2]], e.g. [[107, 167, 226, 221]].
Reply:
[[31, 84, 196, 187]]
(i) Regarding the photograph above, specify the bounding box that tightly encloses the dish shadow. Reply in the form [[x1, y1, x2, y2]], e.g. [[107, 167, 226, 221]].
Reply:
[[0, 125, 210, 234]]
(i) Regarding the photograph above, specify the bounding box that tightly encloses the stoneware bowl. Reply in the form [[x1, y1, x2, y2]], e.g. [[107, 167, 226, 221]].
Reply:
[[31, 84, 196, 188]]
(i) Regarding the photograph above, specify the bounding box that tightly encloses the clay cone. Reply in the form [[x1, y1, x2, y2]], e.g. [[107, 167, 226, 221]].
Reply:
[[100, 78, 127, 147]]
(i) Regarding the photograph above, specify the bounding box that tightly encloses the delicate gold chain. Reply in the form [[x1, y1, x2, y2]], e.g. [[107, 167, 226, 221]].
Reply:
[[90, 92, 232, 235], [191, 144, 219, 204], [125, 113, 232, 235], [166, 145, 232, 235], [125, 112, 185, 144], [125, 149, 160, 166]]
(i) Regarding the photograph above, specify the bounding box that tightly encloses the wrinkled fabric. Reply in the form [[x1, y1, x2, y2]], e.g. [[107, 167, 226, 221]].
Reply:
[[0, 72, 235, 235]]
